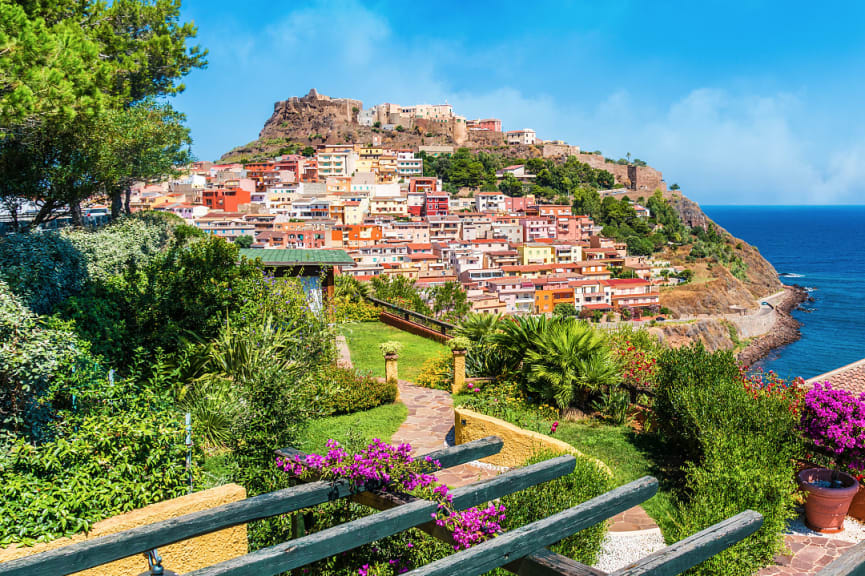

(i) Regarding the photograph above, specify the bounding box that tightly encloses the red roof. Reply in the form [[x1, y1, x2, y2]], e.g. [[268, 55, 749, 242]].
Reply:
[[603, 278, 651, 286], [583, 303, 613, 310]]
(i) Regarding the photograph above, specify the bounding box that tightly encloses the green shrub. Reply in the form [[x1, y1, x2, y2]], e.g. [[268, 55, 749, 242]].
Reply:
[[415, 352, 453, 391], [655, 343, 801, 576], [0, 281, 98, 441], [319, 365, 397, 415], [496, 450, 610, 567], [332, 296, 380, 323], [0, 377, 196, 545], [0, 214, 177, 315]]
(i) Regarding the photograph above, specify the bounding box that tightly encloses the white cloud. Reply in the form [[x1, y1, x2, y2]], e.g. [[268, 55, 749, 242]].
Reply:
[[180, 2, 865, 204]]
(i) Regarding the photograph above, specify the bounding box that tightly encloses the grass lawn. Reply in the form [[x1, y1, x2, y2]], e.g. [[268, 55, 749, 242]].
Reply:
[[295, 402, 408, 454], [552, 420, 679, 539], [339, 322, 447, 383], [453, 394, 679, 539]]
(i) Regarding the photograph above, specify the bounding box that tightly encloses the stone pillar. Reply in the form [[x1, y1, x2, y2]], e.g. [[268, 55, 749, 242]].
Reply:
[[451, 349, 466, 394], [385, 353, 399, 384]]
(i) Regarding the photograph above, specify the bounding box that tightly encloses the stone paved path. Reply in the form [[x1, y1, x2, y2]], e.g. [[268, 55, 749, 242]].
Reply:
[[608, 506, 659, 532], [335, 333, 352, 369], [757, 535, 854, 575], [391, 382, 499, 487]]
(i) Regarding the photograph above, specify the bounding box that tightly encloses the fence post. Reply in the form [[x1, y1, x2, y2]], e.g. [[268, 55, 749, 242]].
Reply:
[[452, 349, 466, 394], [385, 354, 399, 384]]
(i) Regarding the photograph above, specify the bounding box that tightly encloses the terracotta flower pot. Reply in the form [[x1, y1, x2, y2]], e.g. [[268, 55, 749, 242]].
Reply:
[[797, 468, 859, 533], [848, 486, 865, 522]]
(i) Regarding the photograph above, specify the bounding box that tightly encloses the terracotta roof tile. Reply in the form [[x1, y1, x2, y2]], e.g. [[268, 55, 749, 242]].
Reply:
[[808, 359, 865, 396]]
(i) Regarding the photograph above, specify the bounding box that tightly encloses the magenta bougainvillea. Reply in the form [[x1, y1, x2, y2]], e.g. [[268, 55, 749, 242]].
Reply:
[[276, 439, 505, 553], [800, 382, 865, 469]]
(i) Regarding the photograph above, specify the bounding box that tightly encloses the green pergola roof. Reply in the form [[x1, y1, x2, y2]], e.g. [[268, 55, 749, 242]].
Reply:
[[239, 248, 355, 267]]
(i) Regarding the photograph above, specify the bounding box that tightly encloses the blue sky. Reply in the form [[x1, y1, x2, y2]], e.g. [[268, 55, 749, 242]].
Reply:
[[172, 1, 865, 205]]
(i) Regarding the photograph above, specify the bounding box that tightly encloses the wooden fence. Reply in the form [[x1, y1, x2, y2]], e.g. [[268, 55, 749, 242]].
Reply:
[[365, 295, 456, 340], [2, 435, 863, 576]]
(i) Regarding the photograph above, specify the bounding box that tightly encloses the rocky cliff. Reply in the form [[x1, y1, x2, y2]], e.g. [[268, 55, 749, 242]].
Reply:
[[661, 198, 783, 316], [649, 319, 737, 352]]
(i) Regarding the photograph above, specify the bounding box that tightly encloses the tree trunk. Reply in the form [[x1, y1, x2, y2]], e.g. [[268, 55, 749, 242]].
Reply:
[[111, 189, 123, 219], [70, 201, 83, 227], [124, 187, 132, 215]]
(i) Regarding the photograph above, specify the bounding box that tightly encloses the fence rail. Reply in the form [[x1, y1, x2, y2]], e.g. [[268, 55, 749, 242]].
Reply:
[[4, 434, 864, 576], [365, 295, 457, 337]]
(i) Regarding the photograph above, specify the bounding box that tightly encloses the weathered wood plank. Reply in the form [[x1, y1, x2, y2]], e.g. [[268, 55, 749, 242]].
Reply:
[[507, 548, 607, 576], [609, 510, 762, 576], [0, 437, 504, 576], [816, 540, 865, 576], [288, 447, 610, 576], [184, 455, 578, 576], [275, 435, 504, 471], [401, 476, 659, 576]]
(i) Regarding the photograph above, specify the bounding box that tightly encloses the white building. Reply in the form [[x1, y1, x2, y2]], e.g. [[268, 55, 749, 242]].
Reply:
[[506, 129, 537, 146], [397, 151, 423, 178], [317, 150, 358, 178], [475, 192, 506, 213]]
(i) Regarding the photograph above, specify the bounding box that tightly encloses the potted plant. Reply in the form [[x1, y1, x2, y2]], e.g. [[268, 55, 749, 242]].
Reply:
[[448, 336, 471, 353], [798, 382, 865, 531]]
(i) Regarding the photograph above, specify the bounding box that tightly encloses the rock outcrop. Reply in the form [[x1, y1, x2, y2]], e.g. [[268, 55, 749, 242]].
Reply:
[[649, 319, 736, 352]]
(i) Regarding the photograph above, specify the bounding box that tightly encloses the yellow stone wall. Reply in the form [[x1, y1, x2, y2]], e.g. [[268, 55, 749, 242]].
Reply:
[[0, 484, 248, 576], [454, 408, 612, 476]]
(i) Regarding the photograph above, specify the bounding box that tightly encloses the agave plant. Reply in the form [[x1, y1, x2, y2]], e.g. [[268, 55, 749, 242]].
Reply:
[[522, 319, 620, 410], [180, 315, 301, 448]]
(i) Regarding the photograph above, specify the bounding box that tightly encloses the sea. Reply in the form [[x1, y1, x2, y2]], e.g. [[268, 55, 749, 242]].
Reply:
[[703, 205, 865, 380]]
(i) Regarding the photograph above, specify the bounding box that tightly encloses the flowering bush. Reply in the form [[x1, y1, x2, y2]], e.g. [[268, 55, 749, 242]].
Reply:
[[277, 439, 505, 552], [742, 367, 805, 416], [614, 342, 658, 389], [414, 352, 452, 391], [800, 382, 865, 469]]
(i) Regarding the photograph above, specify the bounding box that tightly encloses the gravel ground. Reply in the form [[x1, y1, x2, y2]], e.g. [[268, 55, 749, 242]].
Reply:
[[786, 512, 865, 543], [594, 528, 667, 572]]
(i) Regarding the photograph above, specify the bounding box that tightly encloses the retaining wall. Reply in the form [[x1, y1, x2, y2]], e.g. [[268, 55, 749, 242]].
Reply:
[[454, 408, 612, 476], [0, 484, 248, 575], [379, 311, 451, 343]]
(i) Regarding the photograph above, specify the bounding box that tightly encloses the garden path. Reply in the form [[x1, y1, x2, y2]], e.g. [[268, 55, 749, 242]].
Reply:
[[391, 382, 500, 487], [390, 381, 658, 534], [757, 535, 854, 575], [335, 334, 352, 368], [354, 353, 854, 575]]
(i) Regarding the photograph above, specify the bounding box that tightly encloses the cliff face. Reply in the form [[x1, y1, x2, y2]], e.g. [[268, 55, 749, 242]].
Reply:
[[649, 319, 736, 352], [661, 197, 783, 316]]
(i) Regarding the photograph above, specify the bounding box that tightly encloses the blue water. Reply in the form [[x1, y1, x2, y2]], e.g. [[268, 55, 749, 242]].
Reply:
[[703, 206, 865, 380]]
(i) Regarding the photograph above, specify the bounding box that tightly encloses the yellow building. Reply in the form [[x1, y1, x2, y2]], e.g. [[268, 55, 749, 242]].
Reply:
[[519, 243, 556, 265]]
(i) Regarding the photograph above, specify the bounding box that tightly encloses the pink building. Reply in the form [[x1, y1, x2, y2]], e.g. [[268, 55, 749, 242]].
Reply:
[[466, 118, 502, 132], [519, 217, 557, 242]]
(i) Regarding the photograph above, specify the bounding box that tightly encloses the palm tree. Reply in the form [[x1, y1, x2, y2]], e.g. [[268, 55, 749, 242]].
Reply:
[[455, 312, 503, 343], [522, 319, 619, 409]]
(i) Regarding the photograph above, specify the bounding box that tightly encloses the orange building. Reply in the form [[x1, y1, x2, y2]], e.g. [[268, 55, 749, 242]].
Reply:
[[533, 286, 575, 314], [332, 224, 383, 249], [201, 188, 251, 212]]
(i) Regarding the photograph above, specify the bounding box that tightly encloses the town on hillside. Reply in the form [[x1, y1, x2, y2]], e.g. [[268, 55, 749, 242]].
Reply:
[[122, 119, 684, 319]]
